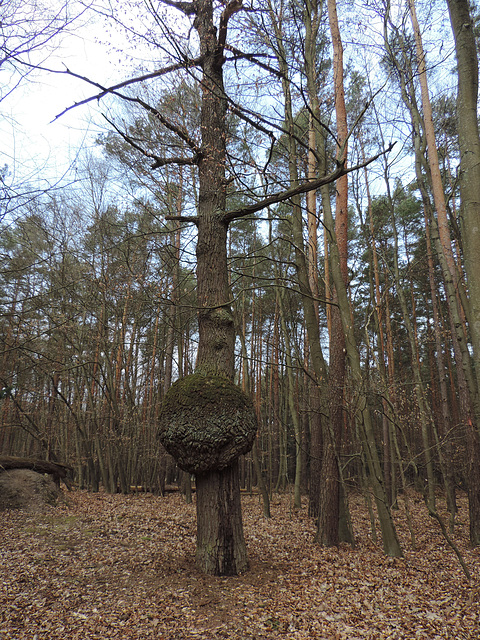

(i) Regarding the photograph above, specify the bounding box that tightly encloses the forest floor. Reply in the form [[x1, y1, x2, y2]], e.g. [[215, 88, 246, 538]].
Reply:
[[0, 488, 479, 640]]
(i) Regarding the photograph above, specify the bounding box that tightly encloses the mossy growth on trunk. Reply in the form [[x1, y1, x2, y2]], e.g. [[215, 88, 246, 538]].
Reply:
[[158, 373, 257, 474]]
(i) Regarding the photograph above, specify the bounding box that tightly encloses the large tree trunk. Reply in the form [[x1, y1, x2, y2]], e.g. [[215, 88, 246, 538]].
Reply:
[[195, 459, 247, 575], [192, 0, 248, 575]]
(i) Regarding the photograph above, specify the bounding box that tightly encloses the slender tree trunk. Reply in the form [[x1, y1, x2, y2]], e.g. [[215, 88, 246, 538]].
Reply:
[[316, 0, 351, 542], [164, 204, 182, 395], [385, 2, 480, 542], [303, 0, 326, 520], [407, 0, 458, 286], [268, 1, 330, 513], [361, 151, 395, 506], [237, 322, 271, 518], [308, 382, 323, 518], [321, 189, 403, 557], [386, 184, 436, 511], [425, 208, 456, 516], [272, 306, 282, 492], [406, 0, 476, 405], [307, 114, 320, 325], [277, 284, 302, 509], [447, 0, 480, 545]]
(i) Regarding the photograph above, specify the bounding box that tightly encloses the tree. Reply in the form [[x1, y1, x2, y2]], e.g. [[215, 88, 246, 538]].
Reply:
[[154, 0, 356, 575], [30, 0, 392, 573], [316, 0, 350, 548], [446, 0, 480, 546], [382, 0, 480, 544]]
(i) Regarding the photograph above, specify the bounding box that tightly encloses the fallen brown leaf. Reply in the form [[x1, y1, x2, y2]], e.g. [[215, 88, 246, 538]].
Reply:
[[0, 490, 478, 639]]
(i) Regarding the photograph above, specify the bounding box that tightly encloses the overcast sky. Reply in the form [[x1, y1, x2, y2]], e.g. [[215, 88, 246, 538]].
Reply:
[[1, 8, 137, 194], [1, 0, 454, 213]]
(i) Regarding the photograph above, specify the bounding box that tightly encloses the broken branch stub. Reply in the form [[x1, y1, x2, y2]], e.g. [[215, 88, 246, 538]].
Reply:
[[158, 373, 258, 474]]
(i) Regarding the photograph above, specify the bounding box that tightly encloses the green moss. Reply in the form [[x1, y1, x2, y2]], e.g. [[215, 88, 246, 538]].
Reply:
[[161, 373, 250, 411], [158, 373, 258, 474]]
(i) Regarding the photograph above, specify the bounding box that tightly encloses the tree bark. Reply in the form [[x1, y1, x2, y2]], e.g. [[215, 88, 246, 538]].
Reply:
[[191, 0, 249, 574], [447, 0, 480, 545], [314, 0, 349, 548], [303, 0, 326, 520], [195, 459, 247, 575], [322, 190, 403, 557]]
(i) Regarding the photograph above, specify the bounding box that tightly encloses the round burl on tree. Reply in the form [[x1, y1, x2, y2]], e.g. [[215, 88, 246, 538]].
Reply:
[[158, 374, 258, 474]]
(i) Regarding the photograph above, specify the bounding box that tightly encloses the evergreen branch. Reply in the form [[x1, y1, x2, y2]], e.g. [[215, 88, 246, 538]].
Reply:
[[103, 114, 200, 169], [108, 93, 201, 154]]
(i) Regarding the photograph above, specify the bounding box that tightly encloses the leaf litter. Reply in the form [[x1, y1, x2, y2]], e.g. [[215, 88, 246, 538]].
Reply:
[[0, 490, 479, 639]]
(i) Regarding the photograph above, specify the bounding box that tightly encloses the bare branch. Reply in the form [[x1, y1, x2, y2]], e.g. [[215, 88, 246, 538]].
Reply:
[[165, 214, 199, 223], [224, 44, 284, 79], [52, 68, 201, 155], [218, 0, 244, 50], [52, 58, 202, 120], [336, 82, 388, 163], [226, 97, 324, 166], [120, 94, 201, 154], [159, 0, 198, 14], [163, 147, 395, 227], [223, 144, 396, 223]]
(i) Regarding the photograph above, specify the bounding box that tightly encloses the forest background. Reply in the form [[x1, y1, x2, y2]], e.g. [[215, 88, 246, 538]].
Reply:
[[2, 0, 480, 572]]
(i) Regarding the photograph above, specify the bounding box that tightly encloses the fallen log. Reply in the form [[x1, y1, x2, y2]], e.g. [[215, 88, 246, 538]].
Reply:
[[0, 456, 74, 489]]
